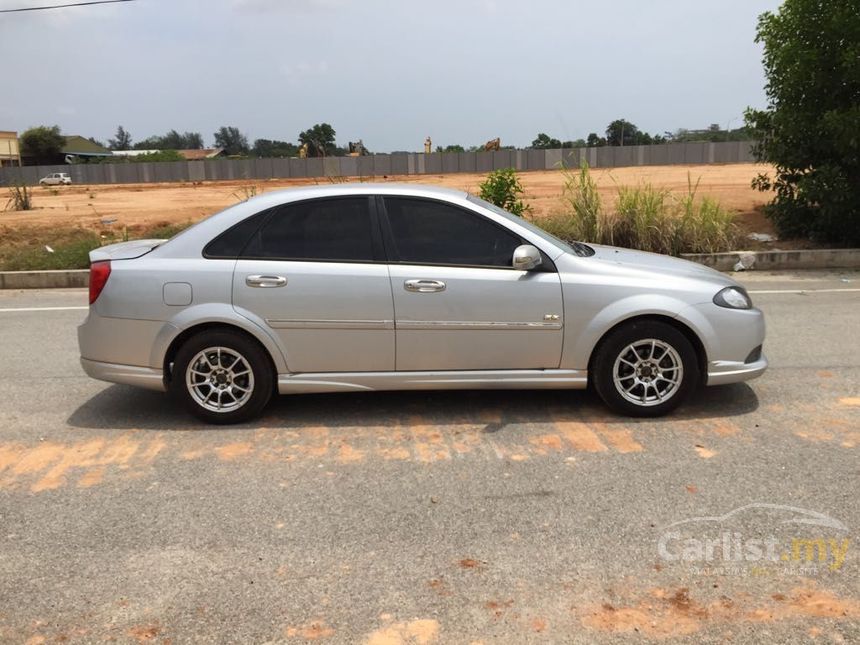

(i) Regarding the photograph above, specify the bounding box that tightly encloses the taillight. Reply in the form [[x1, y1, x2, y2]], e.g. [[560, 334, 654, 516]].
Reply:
[[89, 260, 111, 304]]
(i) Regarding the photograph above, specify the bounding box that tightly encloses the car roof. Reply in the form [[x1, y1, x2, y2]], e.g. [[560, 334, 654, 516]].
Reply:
[[242, 182, 468, 208]]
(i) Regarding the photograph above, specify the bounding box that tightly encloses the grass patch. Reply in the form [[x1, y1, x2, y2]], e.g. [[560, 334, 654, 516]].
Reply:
[[0, 220, 194, 271], [538, 163, 739, 255]]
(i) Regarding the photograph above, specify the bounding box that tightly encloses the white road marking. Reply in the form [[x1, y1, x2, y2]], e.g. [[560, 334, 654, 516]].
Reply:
[[0, 306, 88, 313]]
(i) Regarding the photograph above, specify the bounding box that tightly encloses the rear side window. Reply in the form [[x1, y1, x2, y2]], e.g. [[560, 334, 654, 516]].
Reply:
[[243, 197, 374, 262], [383, 197, 522, 267], [204, 210, 271, 259]]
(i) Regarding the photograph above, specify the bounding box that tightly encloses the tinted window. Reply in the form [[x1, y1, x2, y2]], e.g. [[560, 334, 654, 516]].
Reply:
[[243, 197, 374, 262], [384, 197, 521, 267], [204, 210, 271, 258]]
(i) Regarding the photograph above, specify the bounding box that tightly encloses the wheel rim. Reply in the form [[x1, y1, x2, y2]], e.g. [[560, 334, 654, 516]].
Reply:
[[612, 339, 683, 407], [186, 346, 255, 413]]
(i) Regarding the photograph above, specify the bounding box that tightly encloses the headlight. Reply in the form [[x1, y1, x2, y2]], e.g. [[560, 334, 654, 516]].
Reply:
[[713, 287, 752, 310]]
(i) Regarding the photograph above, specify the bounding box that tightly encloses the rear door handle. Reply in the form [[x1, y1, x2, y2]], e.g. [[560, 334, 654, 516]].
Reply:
[[404, 279, 446, 293], [246, 274, 287, 288]]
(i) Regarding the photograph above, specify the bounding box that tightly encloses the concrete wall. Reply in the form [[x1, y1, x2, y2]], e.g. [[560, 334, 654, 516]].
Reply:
[[0, 141, 757, 186]]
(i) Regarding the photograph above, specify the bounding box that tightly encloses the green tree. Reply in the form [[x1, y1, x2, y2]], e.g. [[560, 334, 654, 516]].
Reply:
[[213, 126, 249, 156], [298, 123, 336, 157], [605, 119, 641, 146], [108, 125, 132, 150], [586, 132, 606, 147], [745, 0, 860, 244], [133, 130, 204, 150], [20, 125, 65, 162], [253, 139, 299, 157], [435, 144, 465, 153], [531, 133, 562, 149]]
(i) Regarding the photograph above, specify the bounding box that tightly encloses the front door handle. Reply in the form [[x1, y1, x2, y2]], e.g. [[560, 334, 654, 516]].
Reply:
[[404, 279, 446, 293], [246, 274, 287, 288]]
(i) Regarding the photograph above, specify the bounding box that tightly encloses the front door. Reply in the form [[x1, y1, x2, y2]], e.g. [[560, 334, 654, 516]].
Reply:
[[232, 196, 394, 373], [380, 196, 564, 371]]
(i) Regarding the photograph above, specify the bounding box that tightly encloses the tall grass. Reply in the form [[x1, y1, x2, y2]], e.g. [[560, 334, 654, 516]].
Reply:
[[538, 163, 739, 255], [4, 182, 33, 212]]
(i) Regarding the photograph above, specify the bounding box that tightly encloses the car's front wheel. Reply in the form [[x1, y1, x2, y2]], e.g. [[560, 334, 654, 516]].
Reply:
[[592, 320, 699, 417], [171, 330, 273, 424]]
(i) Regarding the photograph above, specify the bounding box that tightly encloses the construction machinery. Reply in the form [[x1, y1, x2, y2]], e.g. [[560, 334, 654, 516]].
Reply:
[[484, 138, 501, 151]]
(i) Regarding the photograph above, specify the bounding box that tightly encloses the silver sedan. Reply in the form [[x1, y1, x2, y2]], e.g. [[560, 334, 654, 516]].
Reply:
[[78, 184, 766, 423]]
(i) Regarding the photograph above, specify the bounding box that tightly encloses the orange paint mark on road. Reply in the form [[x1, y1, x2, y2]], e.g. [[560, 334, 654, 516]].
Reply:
[[284, 620, 334, 640], [594, 426, 643, 453], [529, 434, 563, 453], [303, 426, 331, 457], [214, 442, 253, 461], [140, 435, 166, 462], [708, 419, 741, 437], [97, 434, 140, 467], [694, 445, 717, 459], [409, 417, 450, 462], [555, 420, 607, 452], [337, 442, 365, 463], [817, 370, 834, 378], [11, 443, 65, 476], [365, 618, 439, 645], [0, 444, 25, 475], [77, 466, 105, 488], [32, 439, 105, 492], [838, 397, 860, 407], [126, 624, 160, 642]]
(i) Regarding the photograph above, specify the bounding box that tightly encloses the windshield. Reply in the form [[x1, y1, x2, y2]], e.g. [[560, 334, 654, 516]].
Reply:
[[466, 194, 594, 257]]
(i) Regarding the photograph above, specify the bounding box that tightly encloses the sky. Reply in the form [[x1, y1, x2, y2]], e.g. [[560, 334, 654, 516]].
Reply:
[[0, 0, 782, 151]]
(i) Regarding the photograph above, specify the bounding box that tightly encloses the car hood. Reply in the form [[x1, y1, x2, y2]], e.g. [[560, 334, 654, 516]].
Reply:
[[585, 243, 736, 287]]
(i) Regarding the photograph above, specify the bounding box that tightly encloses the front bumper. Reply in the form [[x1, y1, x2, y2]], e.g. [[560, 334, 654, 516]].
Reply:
[[707, 355, 768, 386], [80, 358, 166, 392]]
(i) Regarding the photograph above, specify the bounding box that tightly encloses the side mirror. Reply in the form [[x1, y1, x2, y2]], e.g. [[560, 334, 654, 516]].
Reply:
[[512, 244, 542, 271]]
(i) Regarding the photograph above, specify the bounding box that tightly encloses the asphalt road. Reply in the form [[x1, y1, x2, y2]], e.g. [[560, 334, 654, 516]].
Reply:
[[0, 270, 858, 644]]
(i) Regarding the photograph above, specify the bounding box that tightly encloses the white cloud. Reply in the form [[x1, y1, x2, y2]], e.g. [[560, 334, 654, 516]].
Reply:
[[280, 60, 329, 79]]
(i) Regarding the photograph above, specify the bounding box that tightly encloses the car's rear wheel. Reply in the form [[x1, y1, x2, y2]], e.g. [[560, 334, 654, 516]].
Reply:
[[171, 330, 273, 424], [592, 320, 699, 417]]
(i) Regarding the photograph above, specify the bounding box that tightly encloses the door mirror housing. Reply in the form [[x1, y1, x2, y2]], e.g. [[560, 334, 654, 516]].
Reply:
[[512, 244, 542, 271]]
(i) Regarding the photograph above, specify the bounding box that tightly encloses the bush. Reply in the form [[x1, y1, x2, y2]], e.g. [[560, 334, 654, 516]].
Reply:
[[537, 163, 738, 255], [478, 168, 530, 216], [4, 182, 33, 211]]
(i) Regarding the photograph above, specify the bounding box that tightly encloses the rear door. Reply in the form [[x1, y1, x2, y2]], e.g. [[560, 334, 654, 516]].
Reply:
[[232, 196, 394, 373], [380, 196, 564, 371]]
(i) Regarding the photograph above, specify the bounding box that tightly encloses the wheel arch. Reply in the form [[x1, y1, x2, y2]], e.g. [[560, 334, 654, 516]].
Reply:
[[161, 322, 280, 386], [586, 314, 708, 386]]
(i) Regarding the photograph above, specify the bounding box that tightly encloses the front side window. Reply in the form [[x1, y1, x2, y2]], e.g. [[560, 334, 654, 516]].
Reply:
[[243, 197, 375, 262], [383, 197, 522, 267]]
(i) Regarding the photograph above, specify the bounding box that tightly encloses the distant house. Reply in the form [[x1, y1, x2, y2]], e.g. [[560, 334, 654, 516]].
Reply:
[[62, 136, 113, 163], [177, 148, 225, 161], [111, 148, 225, 161], [0, 131, 21, 167]]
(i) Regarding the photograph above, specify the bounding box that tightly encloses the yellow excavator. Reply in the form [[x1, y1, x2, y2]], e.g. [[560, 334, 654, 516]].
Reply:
[[483, 137, 501, 151]]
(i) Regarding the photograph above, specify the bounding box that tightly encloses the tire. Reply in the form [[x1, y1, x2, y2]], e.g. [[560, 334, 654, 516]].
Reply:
[[170, 329, 273, 424], [592, 320, 699, 417]]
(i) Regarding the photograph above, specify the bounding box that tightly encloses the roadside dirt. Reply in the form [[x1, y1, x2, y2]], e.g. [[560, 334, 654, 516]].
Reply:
[[2, 163, 776, 237]]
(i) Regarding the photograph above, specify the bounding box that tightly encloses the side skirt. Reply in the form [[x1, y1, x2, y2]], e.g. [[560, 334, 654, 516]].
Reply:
[[277, 369, 588, 395]]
